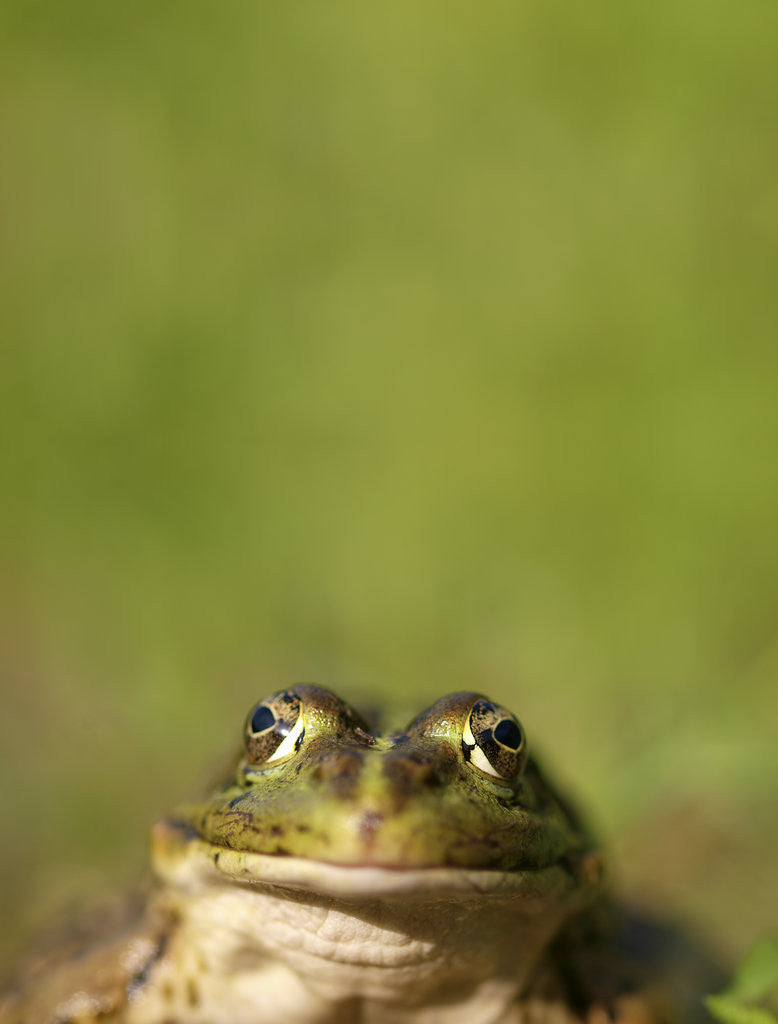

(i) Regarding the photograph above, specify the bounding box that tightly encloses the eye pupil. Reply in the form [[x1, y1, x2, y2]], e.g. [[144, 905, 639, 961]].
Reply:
[[494, 718, 522, 750], [250, 705, 276, 734]]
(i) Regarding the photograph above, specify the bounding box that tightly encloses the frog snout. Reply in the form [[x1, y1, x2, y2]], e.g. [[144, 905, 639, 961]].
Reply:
[[381, 749, 446, 795]]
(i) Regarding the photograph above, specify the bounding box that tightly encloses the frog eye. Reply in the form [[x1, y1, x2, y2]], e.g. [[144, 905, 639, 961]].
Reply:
[[462, 698, 527, 783], [244, 691, 304, 767]]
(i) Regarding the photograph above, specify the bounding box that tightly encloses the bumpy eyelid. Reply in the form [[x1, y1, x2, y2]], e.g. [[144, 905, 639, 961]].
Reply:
[[401, 692, 486, 739]]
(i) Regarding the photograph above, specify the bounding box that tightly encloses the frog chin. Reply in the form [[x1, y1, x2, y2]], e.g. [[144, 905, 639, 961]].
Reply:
[[146, 819, 595, 1015]]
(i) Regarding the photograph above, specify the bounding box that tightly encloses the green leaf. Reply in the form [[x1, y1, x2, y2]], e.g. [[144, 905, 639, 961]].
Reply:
[[705, 995, 777, 1024], [726, 938, 778, 1005], [706, 938, 778, 1024]]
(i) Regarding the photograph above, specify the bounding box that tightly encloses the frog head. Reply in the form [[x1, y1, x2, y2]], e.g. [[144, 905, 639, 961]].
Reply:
[[152, 685, 601, 900]]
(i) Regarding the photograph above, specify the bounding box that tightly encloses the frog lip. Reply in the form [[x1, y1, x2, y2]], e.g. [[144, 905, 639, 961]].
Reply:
[[151, 819, 598, 900], [223, 846, 584, 896]]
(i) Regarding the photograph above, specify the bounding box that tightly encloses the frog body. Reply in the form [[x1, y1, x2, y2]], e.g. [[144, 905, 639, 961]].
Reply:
[[0, 687, 713, 1024]]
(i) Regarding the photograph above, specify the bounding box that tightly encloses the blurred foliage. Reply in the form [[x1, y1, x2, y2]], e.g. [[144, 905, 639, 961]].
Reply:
[[1, 0, 777, 969], [706, 937, 778, 1024]]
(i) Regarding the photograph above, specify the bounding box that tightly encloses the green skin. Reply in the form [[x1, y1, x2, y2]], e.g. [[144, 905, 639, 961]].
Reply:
[[174, 686, 597, 877]]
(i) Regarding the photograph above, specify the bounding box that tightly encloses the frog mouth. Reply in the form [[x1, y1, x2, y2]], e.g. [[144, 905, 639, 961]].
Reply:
[[151, 818, 600, 901], [204, 844, 584, 899]]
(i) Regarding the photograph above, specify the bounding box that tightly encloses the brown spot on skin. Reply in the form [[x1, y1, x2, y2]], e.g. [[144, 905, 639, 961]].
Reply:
[[186, 978, 200, 1007], [161, 981, 174, 1001], [224, 809, 254, 826], [126, 932, 169, 1001], [358, 811, 383, 845], [381, 748, 446, 810], [310, 747, 365, 799]]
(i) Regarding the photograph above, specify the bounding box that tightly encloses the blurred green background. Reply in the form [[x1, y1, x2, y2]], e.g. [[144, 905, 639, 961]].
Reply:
[[1, 0, 777, 970]]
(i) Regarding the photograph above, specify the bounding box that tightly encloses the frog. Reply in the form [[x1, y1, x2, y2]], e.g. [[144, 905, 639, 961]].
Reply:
[[0, 686, 718, 1024]]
